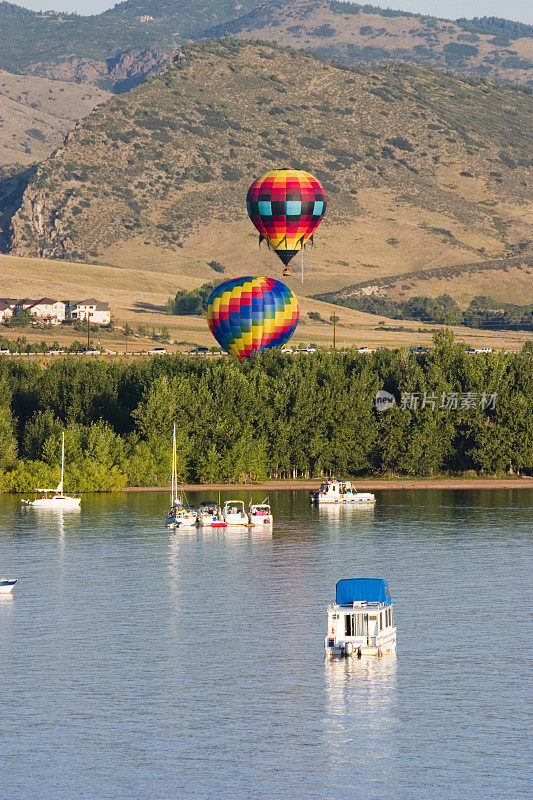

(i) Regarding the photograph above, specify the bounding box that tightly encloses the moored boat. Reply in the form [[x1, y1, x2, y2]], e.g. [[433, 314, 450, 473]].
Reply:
[[0, 579, 17, 594], [197, 500, 225, 527], [166, 424, 197, 528], [22, 432, 80, 509], [248, 499, 273, 526], [310, 479, 375, 505], [325, 578, 396, 658], [222, 500, 249, 526]]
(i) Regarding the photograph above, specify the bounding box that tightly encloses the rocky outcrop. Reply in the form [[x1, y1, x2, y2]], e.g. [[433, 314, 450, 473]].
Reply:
[[27, 49, 169, 93]]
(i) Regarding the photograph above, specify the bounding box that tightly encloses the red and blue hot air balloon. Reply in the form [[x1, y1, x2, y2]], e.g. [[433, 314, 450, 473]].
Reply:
[[206, 276, 299, 360]]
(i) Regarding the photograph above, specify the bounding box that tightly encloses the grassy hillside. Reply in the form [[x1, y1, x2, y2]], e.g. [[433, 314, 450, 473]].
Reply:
[[204, 0, 533, 85], [1, 253, 530, 352], [6, 41, 531, 306], [0, 70, 110, 167]]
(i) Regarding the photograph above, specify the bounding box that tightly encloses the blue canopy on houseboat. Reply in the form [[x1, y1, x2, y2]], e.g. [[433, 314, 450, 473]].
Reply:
[[336, 578, 391, 606]]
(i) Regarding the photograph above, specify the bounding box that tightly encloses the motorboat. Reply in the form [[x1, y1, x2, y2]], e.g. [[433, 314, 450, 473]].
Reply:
[[0, 579, 17, 594], [310, 478, 375, 505], [222, 500, 249, 526], [22, 432, 80, 509], [248, 499, 273, 527], [166, 424, 197, 528], [197, 501, 226, 527], [325, 578, 396, 658]]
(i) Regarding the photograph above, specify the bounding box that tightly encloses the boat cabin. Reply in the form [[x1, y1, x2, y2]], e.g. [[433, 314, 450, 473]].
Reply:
[[325, 578, 396, 658]]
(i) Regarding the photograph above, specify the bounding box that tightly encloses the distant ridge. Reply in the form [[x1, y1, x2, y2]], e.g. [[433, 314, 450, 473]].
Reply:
[[0, 0, 531, 89]]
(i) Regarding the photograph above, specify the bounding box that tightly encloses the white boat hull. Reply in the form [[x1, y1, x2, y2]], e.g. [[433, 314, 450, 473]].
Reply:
[[0, 580, 17, 594], [24, 496, 81, 509], [318, 494, 375, 504], [248, 515, 273, 526], [326, 631, 397, 658], [224, 515, 249, 526]]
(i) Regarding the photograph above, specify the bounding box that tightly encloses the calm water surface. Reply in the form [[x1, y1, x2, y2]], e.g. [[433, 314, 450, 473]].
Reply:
[[1, 489, 531, 800]]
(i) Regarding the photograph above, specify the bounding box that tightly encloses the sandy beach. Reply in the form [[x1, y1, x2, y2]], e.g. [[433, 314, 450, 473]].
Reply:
[[123, 478, 533, 492]]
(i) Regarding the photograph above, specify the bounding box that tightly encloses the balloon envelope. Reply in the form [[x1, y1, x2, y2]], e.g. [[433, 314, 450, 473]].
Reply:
[[206, 276, 299, 360], [246, 168, 326, 266]]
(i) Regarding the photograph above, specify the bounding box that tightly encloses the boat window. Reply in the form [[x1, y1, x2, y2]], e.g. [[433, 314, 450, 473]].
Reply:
[[380, 612, 383, 630], [344, 614, 352, 636], [355, 614, 367, 637]]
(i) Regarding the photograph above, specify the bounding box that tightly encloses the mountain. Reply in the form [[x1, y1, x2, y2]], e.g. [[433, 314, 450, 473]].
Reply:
[[6, 40, 532, 302], [203, 0, 533, 85], [0, 69, 110, 167], [1, 1, 532, 90], [0, 0, 259, 89]]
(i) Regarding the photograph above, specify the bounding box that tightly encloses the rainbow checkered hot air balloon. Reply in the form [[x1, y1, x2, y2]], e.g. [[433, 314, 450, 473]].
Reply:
[[246, 168, 326, 272], [206, 277, 299, 360]]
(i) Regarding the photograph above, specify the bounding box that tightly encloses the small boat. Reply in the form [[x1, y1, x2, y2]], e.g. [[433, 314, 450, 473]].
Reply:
[[222, 500, 249, 526], [0, 579, 17, 594], [197, 501, 226, 527], [248, 498, 273, 527], [325, 578, 396, 658], [22, 432, 81, 509], [166, 424, 197, 528], [310, 478, 375, 505]]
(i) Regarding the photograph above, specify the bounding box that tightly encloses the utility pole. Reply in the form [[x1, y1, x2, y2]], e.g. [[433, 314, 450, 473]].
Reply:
[[86, 311, 91, 349], [333, 315, 336, 351]]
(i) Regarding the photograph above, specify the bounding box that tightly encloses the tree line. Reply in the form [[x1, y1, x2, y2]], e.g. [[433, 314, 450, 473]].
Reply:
[[0, 331, 531, 492], [314, 293, 533, 331]]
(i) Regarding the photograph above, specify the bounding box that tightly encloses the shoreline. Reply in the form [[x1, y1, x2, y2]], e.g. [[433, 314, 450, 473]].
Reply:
[[123, 478, 533, 492]]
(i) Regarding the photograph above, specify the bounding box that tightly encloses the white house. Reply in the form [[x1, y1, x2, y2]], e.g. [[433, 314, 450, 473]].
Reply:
[[68, 299, 111, 325], [0, 300, 14, 324], [28, 298, 66, 325]]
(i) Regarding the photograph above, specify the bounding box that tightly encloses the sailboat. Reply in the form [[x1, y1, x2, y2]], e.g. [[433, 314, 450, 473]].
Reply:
[[165, 424, 197, 529], [22, 432, 81, 509]]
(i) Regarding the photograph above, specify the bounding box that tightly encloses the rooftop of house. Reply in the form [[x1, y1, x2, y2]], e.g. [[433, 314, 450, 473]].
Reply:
[[32, 298, 63, 306], [74, 299, 110, 310]]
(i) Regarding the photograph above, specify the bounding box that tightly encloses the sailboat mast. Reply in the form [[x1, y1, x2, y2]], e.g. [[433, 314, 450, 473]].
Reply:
[[56, 430, 65, 494], [172, 423, 178, 505]]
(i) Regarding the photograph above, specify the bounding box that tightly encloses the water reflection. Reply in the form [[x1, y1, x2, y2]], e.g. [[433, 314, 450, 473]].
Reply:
[[324, 655, 398, 780], [317, 503, 375, 530]]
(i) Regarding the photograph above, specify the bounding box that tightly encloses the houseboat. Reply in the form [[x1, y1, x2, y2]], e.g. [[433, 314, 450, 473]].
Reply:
[[222, 500, 249, 526], [310, 479, 375, 505], [248, 499, 273, 527], [325, 578, 396, 658]]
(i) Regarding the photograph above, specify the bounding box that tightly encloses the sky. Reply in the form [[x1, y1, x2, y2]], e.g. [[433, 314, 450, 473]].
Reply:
[[15, 0, 533, 23]]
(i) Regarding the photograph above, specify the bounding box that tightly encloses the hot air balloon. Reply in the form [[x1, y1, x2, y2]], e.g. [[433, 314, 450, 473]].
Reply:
[[206, 276, 299, 360], [246, 168, 326, 275]]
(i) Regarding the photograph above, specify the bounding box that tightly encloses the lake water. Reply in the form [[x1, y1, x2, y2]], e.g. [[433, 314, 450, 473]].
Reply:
[[1, 489, 531, 800]]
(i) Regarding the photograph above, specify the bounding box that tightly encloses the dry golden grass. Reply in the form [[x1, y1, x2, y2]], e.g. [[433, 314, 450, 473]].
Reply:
[[1, 253, 530, 352], [0, 70, 110, 167]]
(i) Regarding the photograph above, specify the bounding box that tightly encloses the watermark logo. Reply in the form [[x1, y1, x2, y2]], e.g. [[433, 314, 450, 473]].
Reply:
[[400, 391, 497, 411], [375, 389, 396, 412]]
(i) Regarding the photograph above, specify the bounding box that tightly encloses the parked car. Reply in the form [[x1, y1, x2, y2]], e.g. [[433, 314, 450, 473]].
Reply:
[[472, 347, 493, 353], [281, 347, 293, 354], [188, 346, 209, 355], [146, 346, 167, 355], [357, 346, 375, 354], [296, 344, 318, 353], [409, 346, 429, 353]]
